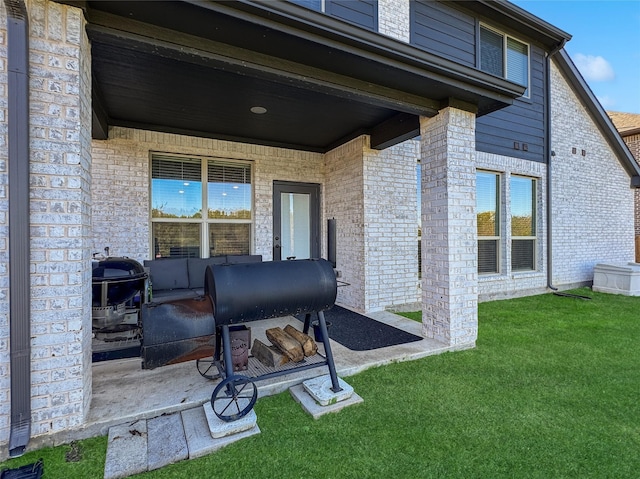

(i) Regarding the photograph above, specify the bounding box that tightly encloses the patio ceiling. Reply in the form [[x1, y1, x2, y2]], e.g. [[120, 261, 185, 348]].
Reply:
[[75, 0, 528, 153]]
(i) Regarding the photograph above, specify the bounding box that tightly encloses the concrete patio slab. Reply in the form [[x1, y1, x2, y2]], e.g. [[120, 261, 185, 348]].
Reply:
[[147, 412, 188, 471], [104, 419, 147, 479], [85, 310, 464, 446]]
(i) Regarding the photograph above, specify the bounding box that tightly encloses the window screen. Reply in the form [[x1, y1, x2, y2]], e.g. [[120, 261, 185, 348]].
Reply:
[[209, 223, 251, 256], [480, 27, 503, 77], [507, 37, 529, 95]]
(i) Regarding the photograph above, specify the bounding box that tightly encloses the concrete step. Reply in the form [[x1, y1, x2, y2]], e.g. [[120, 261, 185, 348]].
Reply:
[[104, 419, 148, 479], [103, 376, 358, 478], [103, 406, 259, 479]]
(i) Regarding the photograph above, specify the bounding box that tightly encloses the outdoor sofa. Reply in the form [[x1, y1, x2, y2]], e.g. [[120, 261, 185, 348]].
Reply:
[[143, 254, 262, 303]]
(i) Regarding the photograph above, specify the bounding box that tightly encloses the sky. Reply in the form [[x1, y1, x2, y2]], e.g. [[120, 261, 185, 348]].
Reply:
[[511, 0, 640, 114]]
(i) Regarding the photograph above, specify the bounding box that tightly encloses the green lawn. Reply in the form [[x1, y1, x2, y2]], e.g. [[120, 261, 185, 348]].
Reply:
[[3, 288, 639, 478]]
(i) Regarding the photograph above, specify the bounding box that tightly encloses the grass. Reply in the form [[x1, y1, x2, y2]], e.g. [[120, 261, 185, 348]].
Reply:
[[2, 288, 639, 478]]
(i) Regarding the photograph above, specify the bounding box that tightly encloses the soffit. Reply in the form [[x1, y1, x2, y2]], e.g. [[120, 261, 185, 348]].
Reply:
[[81, 0, 528, 151]]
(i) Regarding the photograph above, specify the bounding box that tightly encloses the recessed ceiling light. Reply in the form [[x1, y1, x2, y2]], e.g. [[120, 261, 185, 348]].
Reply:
[[250, 106, 267, 114]]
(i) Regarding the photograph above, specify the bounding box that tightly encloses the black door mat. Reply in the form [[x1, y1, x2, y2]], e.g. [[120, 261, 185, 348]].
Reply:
[[297, 306, 423, 351]]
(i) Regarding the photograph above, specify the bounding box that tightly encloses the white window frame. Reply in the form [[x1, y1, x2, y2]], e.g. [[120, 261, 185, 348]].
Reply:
[[150, 152, 254, 258], [510, 175, 537, 272], [477, 170, 502, 275], [479, 23, 531, 99]]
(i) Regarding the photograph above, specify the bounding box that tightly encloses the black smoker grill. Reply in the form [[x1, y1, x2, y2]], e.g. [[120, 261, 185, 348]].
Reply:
[[141, 258, 341, 422]]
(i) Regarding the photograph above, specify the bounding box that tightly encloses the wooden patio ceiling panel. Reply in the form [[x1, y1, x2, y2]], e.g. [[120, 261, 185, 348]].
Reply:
[[92, 41, 396, 151]]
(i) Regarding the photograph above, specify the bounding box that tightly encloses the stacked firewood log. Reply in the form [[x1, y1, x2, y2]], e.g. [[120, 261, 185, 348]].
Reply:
[[251, 325, 317, 367]]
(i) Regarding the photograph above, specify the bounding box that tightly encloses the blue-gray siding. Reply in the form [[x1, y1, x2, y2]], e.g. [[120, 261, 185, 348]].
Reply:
[[326, 0, 378, 31], [475, 45, 546, 163], [289, 0, 377, 30], [410, 0, 547, 163], [410, 0, 475, 66], [289, 0, 322, 11]]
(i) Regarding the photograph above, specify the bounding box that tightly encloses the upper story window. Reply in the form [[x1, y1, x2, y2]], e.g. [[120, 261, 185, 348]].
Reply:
[[479, 25, 530, 98], [151, 154, 252, 259], [289, 0, 378, 31]]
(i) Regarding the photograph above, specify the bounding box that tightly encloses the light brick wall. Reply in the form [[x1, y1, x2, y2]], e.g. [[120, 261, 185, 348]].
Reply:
[[378, 0, 410, 42], [476, 152, 548, 300], [363, 139, 420, 311], [420, 108, 477, 347], [77, 0, 93, 427], [325, 137, 367, 311], [0, 0, 92, 447], [91, 128, 325, 264], [550, 60, 635, 284], [94, 131, 420, 315]]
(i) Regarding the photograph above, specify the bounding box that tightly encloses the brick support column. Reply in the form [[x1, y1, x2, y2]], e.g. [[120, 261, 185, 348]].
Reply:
[[420, 108, 478, 346], [27, 0, 92, 440]]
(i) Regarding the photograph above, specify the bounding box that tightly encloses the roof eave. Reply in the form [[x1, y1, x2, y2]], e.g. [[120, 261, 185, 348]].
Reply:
[[186, 0, 526, 102], [620, 127, 640, 138], [472, 0, 571, 48]]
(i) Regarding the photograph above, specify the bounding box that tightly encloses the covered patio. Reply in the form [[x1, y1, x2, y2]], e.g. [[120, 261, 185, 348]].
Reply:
[[75, 0, 525, 436], [5, 0, 529, 455], [79, 0, 522, 333], [83, 310, 450, 441]]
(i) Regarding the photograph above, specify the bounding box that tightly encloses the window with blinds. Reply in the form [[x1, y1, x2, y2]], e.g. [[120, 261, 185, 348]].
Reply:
[[511, 176, 536, 271], [479, 25, 530, 98], [506, 37, 529, 95], [477, 171, 500, 274], [151, 156, 202, 219], [480, 27, 503, 78], [207, 162, 252, 220], [151, 154, 252, 258]]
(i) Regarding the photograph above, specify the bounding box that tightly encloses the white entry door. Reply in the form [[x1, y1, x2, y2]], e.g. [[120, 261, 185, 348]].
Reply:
[[273, 182, 320, 261]]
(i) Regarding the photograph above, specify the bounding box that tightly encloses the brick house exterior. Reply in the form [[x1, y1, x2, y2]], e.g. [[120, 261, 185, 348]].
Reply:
[[1, 0, 639, 456], [608, 112, 640, 245]]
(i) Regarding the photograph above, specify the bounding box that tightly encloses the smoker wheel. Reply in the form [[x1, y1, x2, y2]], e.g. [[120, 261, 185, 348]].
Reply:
[[196, 357, 220, 380], [211, 375, 257, 422]]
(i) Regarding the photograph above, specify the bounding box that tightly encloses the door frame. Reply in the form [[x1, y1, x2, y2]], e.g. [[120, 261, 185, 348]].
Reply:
[[273, 181, 321, 261]]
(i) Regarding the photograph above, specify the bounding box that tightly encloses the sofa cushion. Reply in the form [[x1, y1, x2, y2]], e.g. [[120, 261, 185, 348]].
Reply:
[[187, 256, 227, 289], [144, 258, 189, 291]]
